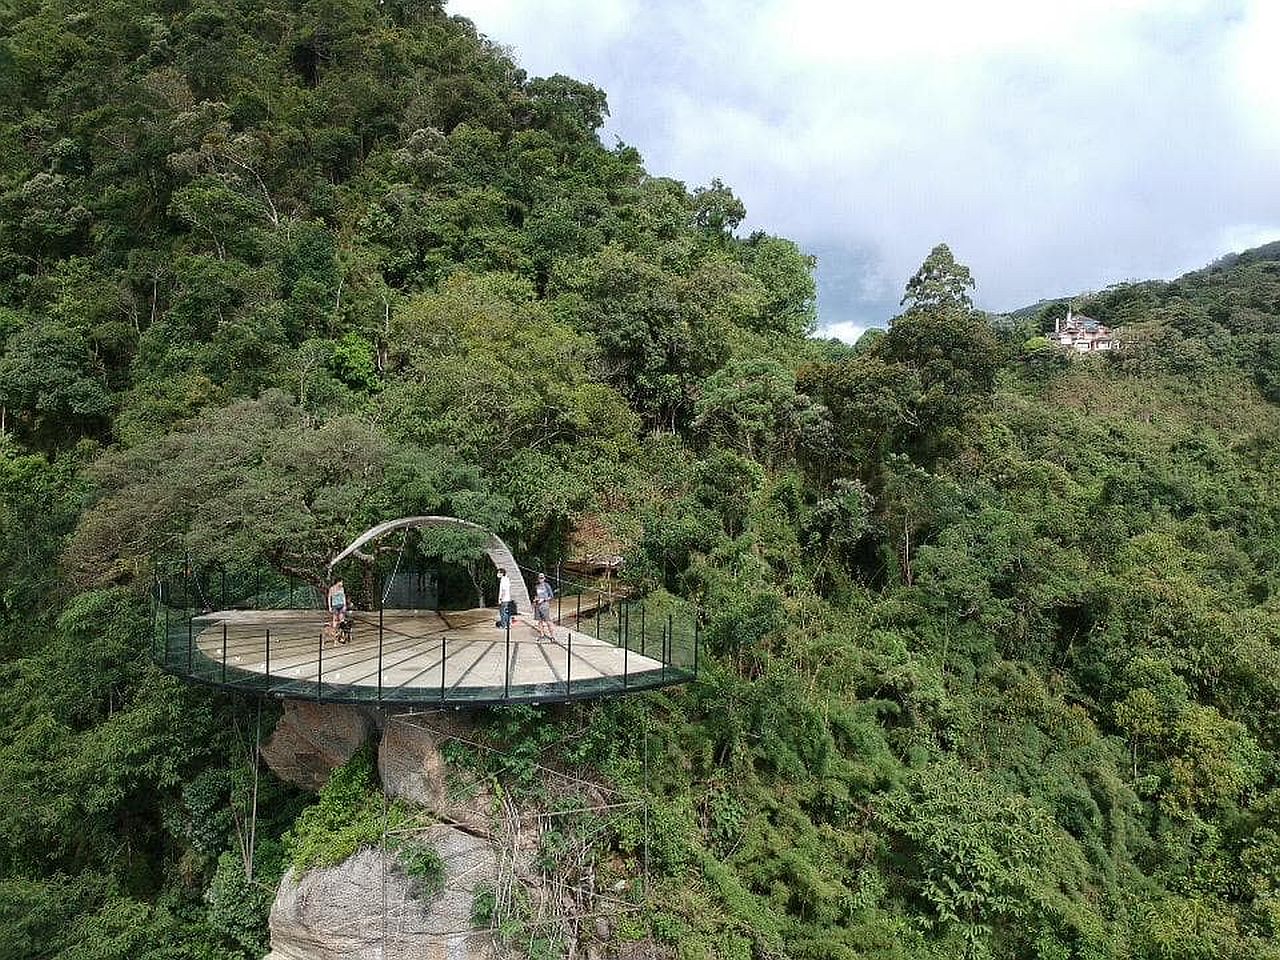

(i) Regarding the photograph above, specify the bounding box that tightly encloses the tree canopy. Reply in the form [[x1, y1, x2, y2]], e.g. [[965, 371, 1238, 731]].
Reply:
[[4, 2, 1280, 959]]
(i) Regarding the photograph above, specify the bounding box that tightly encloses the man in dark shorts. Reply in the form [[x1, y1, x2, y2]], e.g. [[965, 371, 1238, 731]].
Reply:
[[327, 579, 348, 632], [533, 572, 555, 640]]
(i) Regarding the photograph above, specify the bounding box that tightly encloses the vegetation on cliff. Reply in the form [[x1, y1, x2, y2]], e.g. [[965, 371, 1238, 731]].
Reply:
[[2, 1, 1280, 958]]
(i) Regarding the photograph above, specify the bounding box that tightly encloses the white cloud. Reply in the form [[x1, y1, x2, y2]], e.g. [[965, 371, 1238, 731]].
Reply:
[[454, 0, 636, 49], [449, 0, 1280, 326], [1228, 1, 1280, 149], [1217, 223, 1280, 256], [818, 321, 871, 344], [750, 0, 1214, 66]]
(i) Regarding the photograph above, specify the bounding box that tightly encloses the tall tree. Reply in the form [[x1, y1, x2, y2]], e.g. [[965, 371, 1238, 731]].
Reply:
[[879, 246, 1000, 462], [900, 242, 975, 313]]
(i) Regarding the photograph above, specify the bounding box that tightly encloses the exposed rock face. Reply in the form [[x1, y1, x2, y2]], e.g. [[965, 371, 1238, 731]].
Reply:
[[378, 713, 494, 834], [378, 715, 448, 808], [260, 701, 380, 789], [266, 825, 497, 960]]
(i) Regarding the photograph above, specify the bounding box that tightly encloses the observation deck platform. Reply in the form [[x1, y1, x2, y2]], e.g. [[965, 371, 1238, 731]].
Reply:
[[155, 516, 698, 705], [155, 603, 697, 706]]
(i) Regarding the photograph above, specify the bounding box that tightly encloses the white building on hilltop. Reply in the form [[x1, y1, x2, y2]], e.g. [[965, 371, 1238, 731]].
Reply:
[[1049, 307, 1117, 352]]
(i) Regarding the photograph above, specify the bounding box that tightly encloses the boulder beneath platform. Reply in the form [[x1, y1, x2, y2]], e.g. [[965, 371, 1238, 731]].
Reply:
[[266, 824, 497, 960], [260, 701, 380, 790]]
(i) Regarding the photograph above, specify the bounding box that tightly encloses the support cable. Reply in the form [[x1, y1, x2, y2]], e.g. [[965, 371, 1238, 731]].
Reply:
[[381, 530, 409, 605], [248, 698, 261, 881], [380, 739, 389, 960]]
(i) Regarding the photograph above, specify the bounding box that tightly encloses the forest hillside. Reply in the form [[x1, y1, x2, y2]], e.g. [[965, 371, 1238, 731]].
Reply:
[[2, 2, 1280, 958]]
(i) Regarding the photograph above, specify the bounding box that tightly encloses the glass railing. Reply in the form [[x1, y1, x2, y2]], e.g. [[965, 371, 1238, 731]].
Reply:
[[152, 562, 700, 706]]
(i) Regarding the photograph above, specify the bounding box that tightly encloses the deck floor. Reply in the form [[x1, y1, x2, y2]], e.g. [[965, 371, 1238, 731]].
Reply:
[[183, 607, 669, 701]]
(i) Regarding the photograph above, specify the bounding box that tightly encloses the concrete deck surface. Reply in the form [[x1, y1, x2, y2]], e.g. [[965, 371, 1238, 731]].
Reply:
[[186, 607, 669, 698]]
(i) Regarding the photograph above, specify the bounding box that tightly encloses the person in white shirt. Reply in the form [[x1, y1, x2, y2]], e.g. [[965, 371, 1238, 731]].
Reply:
[[496, 568, 512, 630]]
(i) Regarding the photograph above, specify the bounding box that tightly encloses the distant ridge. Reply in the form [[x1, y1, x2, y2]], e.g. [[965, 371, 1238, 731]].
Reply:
[[1197, 238, 1280, 275], [1001, 239, 1280, 320]]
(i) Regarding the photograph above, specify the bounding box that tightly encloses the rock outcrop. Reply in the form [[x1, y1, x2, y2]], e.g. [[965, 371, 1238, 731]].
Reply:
[[260, 701, 380, 790], [377, 713, 494, 834], [266, 824, 497, 960], [265, 710, 501, 958], [378, 714, 450, 808]]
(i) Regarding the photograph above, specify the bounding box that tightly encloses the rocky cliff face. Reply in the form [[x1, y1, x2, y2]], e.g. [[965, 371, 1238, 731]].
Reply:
[[260, 701, 381, 789], [261, 705, 651, 959], [378, 713, 497, 835], [263, 707, 498, 959], [266, 826, 497, 960]]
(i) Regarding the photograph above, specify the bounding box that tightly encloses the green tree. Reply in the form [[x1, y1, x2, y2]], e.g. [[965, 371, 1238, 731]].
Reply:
[[691, 177, 746, 238], [739, 232, 817, 337], [525, 74, 610, 142], [900, 242, 976, 313], [0, 320, 112, 448], [879, 248, 1001, 460]]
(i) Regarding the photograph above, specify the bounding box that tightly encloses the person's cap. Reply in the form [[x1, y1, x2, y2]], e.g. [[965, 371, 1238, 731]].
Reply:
[[537, 573, 546, 579]]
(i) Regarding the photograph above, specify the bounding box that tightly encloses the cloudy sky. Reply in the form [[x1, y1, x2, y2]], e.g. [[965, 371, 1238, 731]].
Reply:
[[449, 0, 1279, 340]]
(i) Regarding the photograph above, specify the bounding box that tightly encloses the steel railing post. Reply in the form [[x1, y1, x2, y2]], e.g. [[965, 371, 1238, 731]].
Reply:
[[623, 601, 629, 688], [187, 615, 193, 673], [316, 632, 323, 700], [378, 573, 384, 703], [265, 627, 271, 681], [595, 594, 601, 640], [640, 603, 646, 657], [663, 622, 669, 682], [557, 564, 562, 625], [566, 624, 572, 698], [504, 620, 511, 701], [221, 621, 227, 683], [150, 566, 157, 659], [663, 617, 671, 683], [440, 635, 446, 704]]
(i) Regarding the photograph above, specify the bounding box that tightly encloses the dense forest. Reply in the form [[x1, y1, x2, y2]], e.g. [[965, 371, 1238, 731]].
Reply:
[[3, 1, 1280, 958]]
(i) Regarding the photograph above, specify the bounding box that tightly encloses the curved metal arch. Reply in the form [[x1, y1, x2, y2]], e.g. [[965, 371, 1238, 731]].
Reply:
[[327, 516, 532, 611]]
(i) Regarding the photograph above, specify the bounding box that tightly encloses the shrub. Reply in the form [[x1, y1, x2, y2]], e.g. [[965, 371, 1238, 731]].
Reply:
[[396, 837, 445, 900], [283, 747, 402, 873]]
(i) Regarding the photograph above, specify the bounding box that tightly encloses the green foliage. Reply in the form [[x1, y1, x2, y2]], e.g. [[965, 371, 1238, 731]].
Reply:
[[283, 747, 395, 874], [395, 837, 445, 900], [740, 232, 818, 337], [692, 178, 746, 238], [5, 0, 1280, 957], [205, 849, 273, 956], [693, 358, 828, 466], [900, 243, 976, 313], [878, 761, 1094, 948], [0, 319, 112, 449]]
